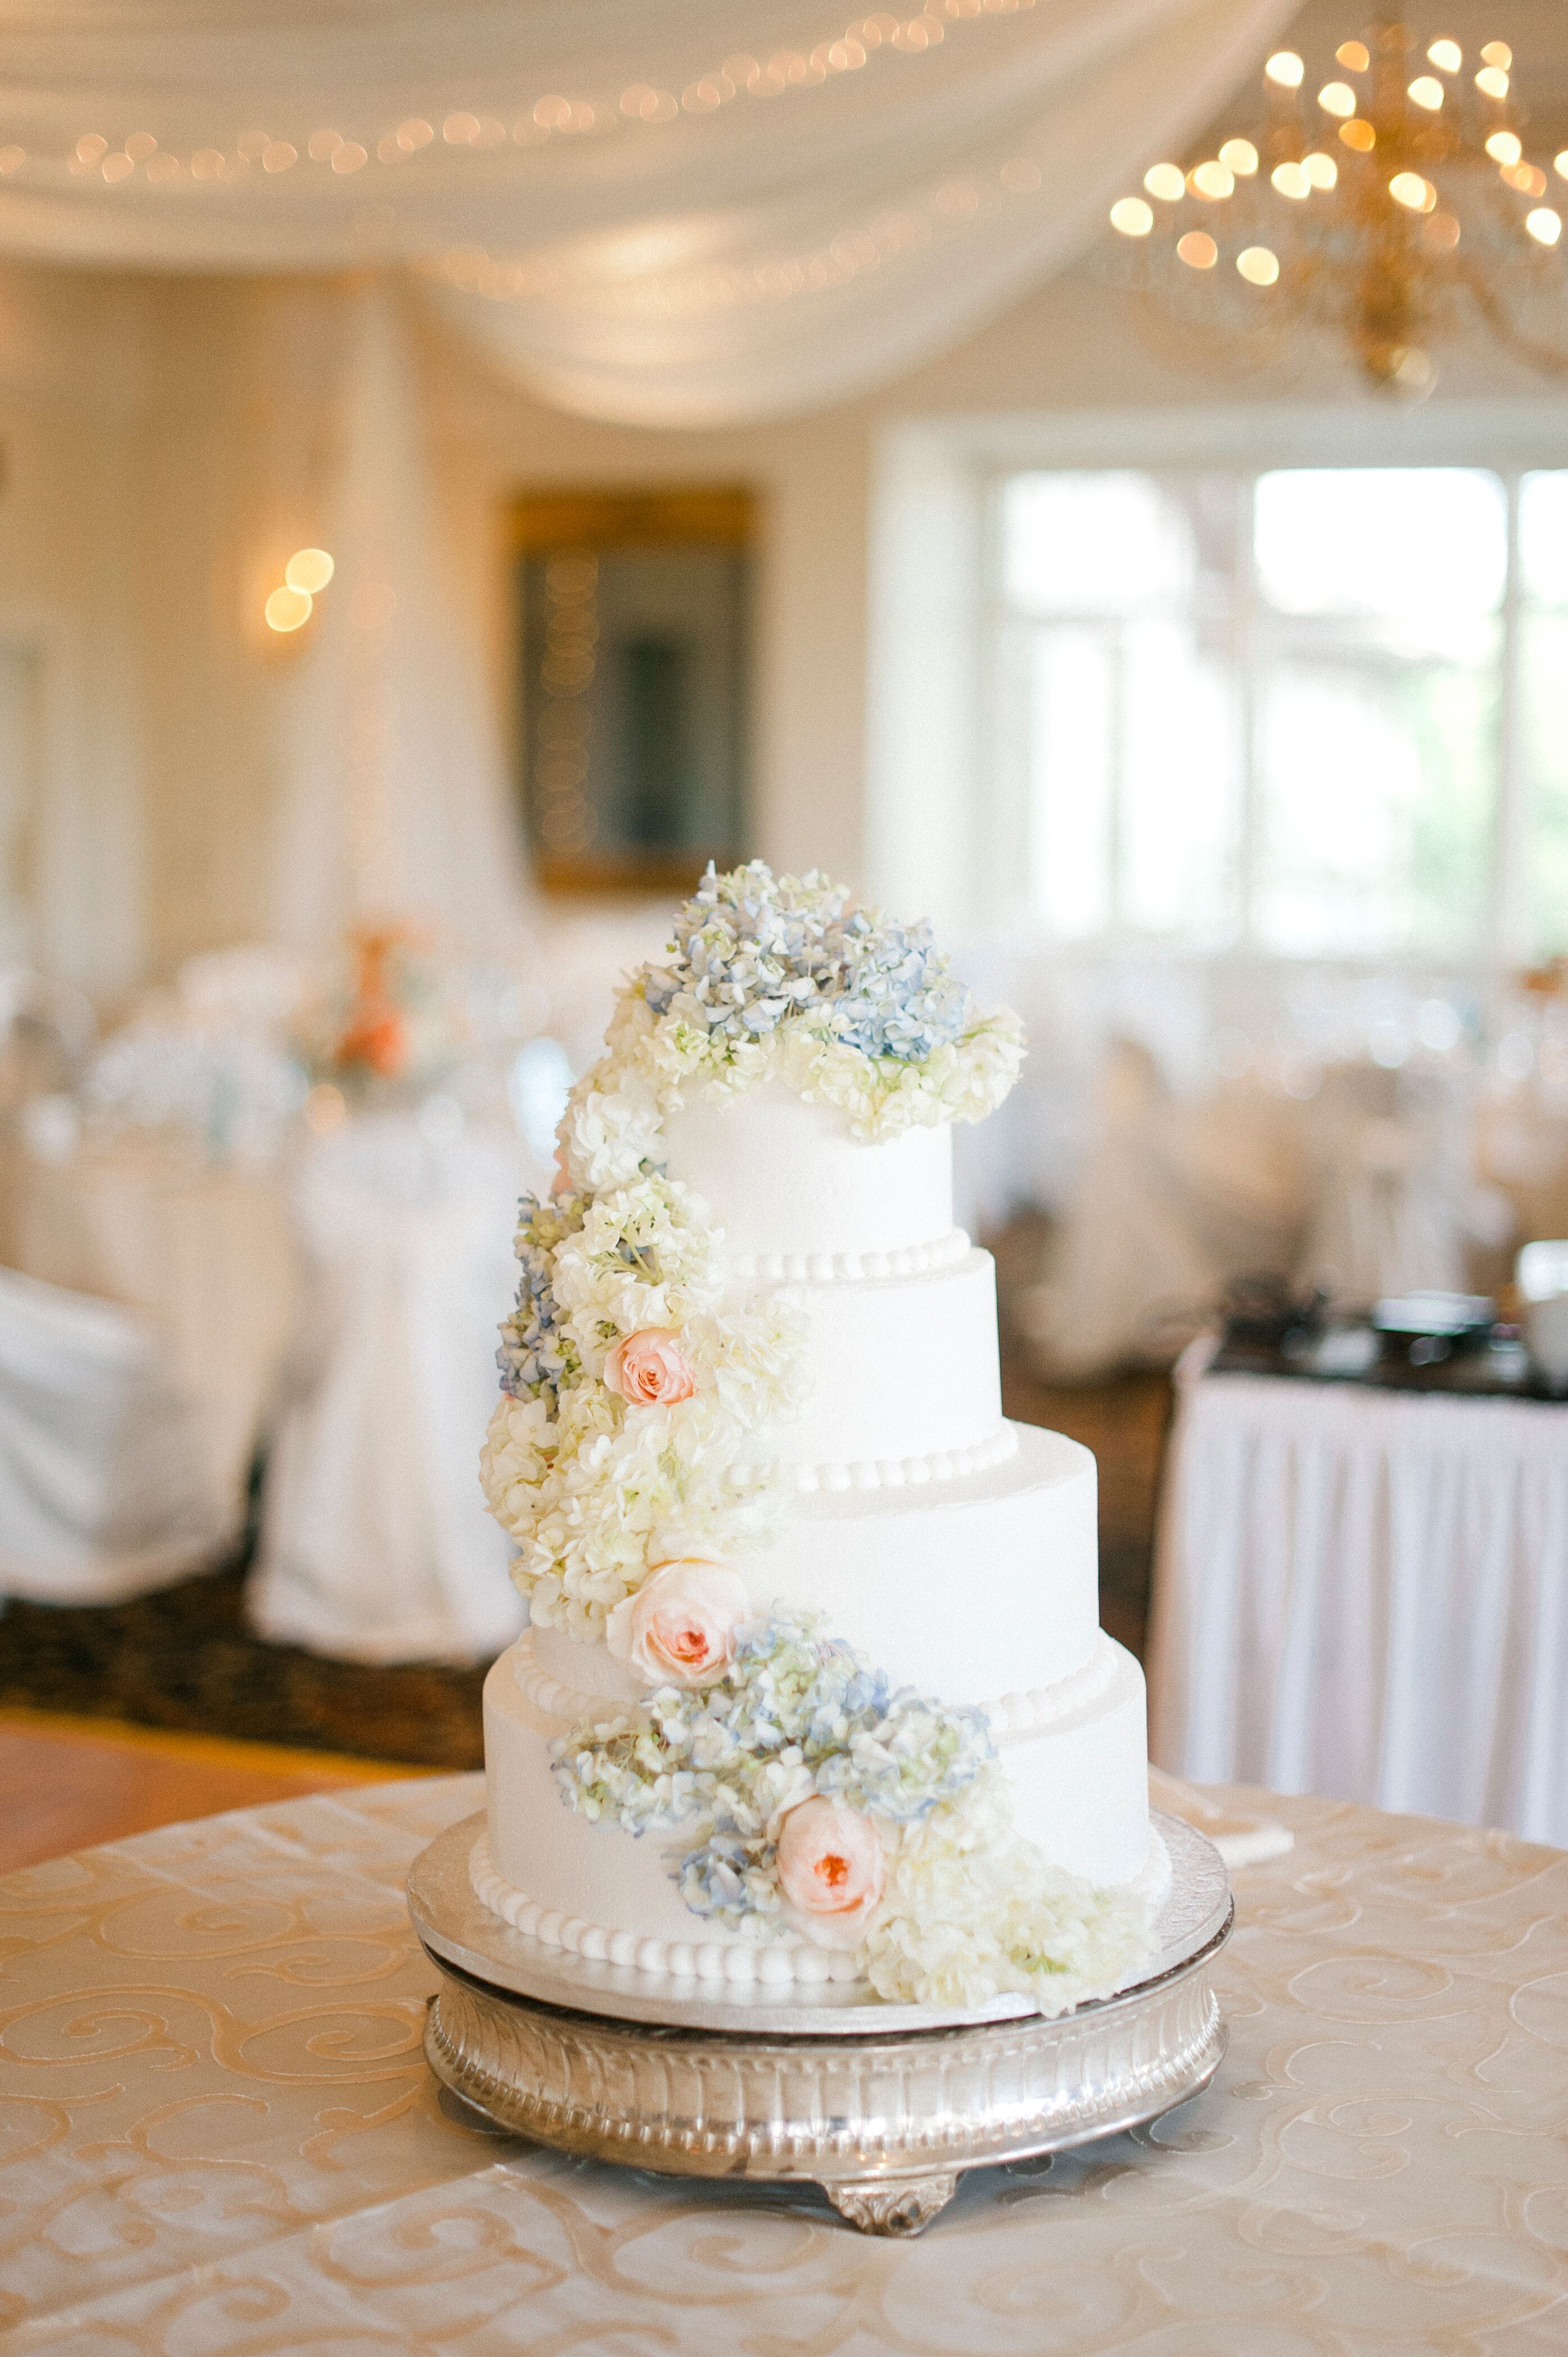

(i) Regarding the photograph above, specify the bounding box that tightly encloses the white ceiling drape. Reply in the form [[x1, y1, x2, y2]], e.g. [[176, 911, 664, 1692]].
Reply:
[[269, 278, 532, 954], [0, 0, 1297, 425]]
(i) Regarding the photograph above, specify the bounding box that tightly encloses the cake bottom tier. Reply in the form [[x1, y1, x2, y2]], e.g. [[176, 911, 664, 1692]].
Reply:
[[479, 1632, 1153, 1989]]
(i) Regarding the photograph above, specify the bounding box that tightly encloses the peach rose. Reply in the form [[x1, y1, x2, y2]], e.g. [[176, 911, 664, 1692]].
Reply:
[[603, 1327, 696, 1406], [550, 1146, 571, 1198], [775, 1796, 886, 1950], [605, 1559, 750, 1688]]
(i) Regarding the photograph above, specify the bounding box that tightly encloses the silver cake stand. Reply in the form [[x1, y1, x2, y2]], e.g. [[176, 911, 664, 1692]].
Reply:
[[408, 1810, 1232, 2236]]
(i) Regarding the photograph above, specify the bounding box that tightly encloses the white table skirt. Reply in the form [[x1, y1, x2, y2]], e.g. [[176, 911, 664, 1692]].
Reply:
[[4, 1774, 1566, 2349], [1149, 1340, 1568, 1844]]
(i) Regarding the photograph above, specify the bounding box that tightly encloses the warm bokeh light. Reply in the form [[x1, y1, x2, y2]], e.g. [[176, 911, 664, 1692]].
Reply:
[[1427, 39, 1463, 73], [1189, 160, 1234, 199], [286, 548, 335, 594], [1318, 82, 1357, 118], [1237, 245, 1280, 286], [1176, 230, 1218, 268], [1526, 206, 1562, 246], [1218, 138, 1259, 176], [1272, 161, 1311, 199], [1475, 66, 1510, 99], [1487, 130, 1523, 164], [1408, 76, 1444, 110], [75, 133, 107, 163], [1557, 151, 1568, 182], [1109, 196, 1154, 236], [1503, 162, 1548, 197], [1480, 42, 1512, 69], [125, 133, 157, 161], [265, 585, 313, 633], [1144, 162, 1186, 202], [1303, 151, 1339, 189], [262, 142, 296, 172], [1390, 172, 1436, 213], [1425, 210, 1461, 251], [1340, 120, 1377, 152], [1336, 40, 1370, 71], [1265, 51, 1304, 88]]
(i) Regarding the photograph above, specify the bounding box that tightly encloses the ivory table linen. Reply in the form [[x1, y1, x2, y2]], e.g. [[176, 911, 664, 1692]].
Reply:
[[3, 1774, 1565, 2350], [1150, 1343, 1568, 1844]]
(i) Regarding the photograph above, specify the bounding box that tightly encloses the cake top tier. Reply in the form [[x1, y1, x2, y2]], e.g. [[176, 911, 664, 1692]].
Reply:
[[557, 863, 1024, 1195]]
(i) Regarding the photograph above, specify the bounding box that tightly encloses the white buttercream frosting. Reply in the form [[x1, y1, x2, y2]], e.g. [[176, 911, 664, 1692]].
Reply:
[[661, 1081, 954, 1260]]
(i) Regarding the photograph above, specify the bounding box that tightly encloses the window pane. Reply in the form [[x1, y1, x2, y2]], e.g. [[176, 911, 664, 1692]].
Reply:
[[1118, 617, 1239, 940], [1254, 646, 1498, 955], [1003, 472, 1195, 613], [1252, 470, 1501, 956], [1522, 611, 1568, 957], [1520, 471, 1568, 605], [1025, 627, 1113, 937], [1255, 468, 1507, 624]]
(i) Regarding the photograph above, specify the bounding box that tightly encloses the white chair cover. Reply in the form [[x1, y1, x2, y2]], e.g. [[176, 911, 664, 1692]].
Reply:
[[11, 1135, 300, 1533], [1294, 1063, 1470, 1301], [1149, 1341, 1568, 1845], [1022, 1041, 1311, 1376], [0, 1267, 231, 1601], [248, 1117, 531, 1663]]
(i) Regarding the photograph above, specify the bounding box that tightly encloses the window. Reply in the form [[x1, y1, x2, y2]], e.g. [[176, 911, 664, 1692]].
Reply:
[[992, 464, 1568, 961]]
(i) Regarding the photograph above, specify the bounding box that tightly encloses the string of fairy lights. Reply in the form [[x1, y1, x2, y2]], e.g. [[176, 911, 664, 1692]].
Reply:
[[0, 0, 1041, 190]]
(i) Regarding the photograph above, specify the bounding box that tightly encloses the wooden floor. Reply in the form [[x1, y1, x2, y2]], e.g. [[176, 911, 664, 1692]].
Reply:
[[0, 1711, 426, 1873]]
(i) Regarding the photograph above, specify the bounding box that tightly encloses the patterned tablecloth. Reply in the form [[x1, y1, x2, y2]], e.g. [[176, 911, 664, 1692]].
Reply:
[[3, 1773, 1566, 2352]]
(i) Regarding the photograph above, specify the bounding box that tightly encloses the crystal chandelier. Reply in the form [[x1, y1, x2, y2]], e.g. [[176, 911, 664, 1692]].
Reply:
[[1108, 21, 1567, 392]]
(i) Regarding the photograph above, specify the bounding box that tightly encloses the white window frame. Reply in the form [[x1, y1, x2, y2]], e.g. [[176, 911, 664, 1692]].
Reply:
[[866, 401, 1568, 964]]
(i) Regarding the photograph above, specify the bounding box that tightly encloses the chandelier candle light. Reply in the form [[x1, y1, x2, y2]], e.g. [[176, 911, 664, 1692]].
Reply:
[[1109, 20, 1568, 391]]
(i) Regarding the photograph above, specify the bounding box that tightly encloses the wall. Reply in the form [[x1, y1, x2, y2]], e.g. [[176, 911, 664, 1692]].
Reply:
[[0, 240, 1556, 990]]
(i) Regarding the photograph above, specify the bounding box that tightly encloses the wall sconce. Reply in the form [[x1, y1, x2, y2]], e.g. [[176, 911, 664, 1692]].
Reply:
[[264, 547, 336, 636]]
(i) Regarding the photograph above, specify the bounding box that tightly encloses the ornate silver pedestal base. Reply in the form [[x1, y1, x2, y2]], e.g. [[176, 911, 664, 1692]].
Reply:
[[410, 1812, 1231, 2236]]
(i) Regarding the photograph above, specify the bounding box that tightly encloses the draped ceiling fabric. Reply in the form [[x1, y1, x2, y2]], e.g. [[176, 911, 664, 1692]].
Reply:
[[270, 279, 530, 951], [0, 0, 1299, 427]]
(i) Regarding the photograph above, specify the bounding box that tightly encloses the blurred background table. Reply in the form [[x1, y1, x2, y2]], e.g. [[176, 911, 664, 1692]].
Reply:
[[4, 1774, 1565, 2348], [1150, 1339, 1568, 1844], [12, 1131, 300, 1540]]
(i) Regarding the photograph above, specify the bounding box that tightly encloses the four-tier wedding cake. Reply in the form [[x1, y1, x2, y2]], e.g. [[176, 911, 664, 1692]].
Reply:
[[476, 864, 1160, 2012]]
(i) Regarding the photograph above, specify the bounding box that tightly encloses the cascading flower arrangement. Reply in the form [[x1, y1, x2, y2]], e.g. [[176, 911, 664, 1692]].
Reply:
[[480, 863, 1153, 2008]]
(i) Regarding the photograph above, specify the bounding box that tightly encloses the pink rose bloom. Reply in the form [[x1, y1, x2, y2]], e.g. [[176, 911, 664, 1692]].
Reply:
[[605, 1559, 750, 1688], [775, 1796, 886, 1950], [549, 1146, 571, 1198], [603, 1327, 696, 1406]]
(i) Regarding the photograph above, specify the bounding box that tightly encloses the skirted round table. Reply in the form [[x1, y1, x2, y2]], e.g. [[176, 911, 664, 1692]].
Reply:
[[2, 1772, 1565, 2349]]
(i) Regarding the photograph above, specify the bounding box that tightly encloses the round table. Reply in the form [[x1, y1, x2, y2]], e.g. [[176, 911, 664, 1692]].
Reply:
[[2, 1774, 1564, 2348]]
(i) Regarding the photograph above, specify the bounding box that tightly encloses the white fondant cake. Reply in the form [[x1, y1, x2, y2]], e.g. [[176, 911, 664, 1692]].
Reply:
[[478, 865, 1155, 2014]]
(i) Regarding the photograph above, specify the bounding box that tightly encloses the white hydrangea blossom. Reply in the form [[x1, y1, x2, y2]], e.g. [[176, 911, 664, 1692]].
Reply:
[[481, 1172, 807, 1637], [553, 865, 1026, 1190], [864, 1773, 1155, 2012]]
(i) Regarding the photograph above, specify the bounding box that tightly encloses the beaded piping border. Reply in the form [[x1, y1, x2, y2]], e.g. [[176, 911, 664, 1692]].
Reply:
[[469, 1830, 861, 1986], [468, 1820, 1172, 1992], [511, 1624, 1126, 1751], [734, 1229, 971, 1285], [792, 1423, 1018, 1493]]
